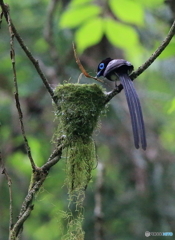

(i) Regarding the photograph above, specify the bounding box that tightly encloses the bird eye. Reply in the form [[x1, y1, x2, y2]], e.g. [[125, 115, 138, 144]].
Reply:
[[99, 63, 104, 70]]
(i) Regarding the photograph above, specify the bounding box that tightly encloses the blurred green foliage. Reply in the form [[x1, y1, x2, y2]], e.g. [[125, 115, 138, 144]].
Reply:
[[1, 0, 175, 240]]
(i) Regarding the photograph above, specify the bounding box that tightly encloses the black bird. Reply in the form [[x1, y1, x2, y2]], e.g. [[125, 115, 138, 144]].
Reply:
[[96, 58, 147, 150]]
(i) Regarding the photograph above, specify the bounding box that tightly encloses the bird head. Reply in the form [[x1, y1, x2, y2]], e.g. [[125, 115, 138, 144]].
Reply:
[[96, 58, 112, 77]]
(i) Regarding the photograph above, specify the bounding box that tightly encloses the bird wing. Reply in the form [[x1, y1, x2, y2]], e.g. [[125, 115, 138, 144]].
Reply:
[[104, 59, 133, 78]]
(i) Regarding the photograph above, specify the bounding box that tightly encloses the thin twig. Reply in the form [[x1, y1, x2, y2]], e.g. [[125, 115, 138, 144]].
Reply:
[[0, 151, 13, 231], [0, 10, 3, 28], [73, 43, 104, 83], [105, 19, 175, 104], [12, 24, 57, 103], [0, 1, 57, 104], [42, 143, 64, 170], [6, 11, 36, 171], [104, 85, 123, 105], [18, 178, 43, 219], [10, 205, 34, 239], [3, 169, 13, 231], [44, 0, 60, 63], [17, 142, 64, 221], [43, 0, 70, 79]]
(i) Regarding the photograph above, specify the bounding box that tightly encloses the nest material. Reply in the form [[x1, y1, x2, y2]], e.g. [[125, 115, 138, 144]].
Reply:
[[54, 83, 106, 142], [54, 83, 107, 192], [53, 83, 106, 240]]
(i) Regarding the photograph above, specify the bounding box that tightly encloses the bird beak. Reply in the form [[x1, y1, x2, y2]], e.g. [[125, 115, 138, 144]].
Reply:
[[95, 70, 102, 78]]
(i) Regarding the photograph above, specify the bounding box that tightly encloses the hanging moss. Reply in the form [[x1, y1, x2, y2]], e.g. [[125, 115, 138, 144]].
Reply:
[[53, 83, 106, 240], [65, 138, 96, 193]]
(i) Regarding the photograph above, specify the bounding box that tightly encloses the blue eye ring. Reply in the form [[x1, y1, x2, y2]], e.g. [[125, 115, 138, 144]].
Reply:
[[99, 63, 104, 70]]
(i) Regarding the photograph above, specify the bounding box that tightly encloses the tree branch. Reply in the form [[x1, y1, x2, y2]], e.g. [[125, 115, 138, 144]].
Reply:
[[44, 0, 60, 63], [131, 20, 175, 79], [9, 142, 64, 240], [0, 2, 66, 239], [5, 8, 36, 171], [0, 151, 13, 232], [0, 1, 57, 104], [104, 19, 175, 104]]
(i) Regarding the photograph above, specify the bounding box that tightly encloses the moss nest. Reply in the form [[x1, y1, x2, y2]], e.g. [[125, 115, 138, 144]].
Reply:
[[53, 83, 106, 192], [54, 83, 106, 142], [53, 83, 106, 240]]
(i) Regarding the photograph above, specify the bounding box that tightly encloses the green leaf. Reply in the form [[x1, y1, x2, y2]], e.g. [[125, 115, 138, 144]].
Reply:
[[105, 18, 139, 51], [33, 38, 48, 53], [75, 17, 104, 53], [109, 0, 144, 26], [28, 136, 49, 166], [160, 127, 175, 152], [168, 98, 175, 114], [60, 5, 101, 28], [70, 0, 93, 6], [9, 152, 31, 176], [138, 0, 164, 7]]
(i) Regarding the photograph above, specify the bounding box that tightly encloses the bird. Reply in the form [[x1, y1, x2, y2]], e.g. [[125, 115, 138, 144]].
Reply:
[[96, 58, 147, 150]]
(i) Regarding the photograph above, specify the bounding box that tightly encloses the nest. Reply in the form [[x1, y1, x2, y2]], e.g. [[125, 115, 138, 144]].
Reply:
[[54, 83, 106, 142], [53, 83, 106, 240], [54, 83, 106, 191]]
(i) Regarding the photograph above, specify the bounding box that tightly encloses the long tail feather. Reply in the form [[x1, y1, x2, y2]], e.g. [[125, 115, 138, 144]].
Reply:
[[119, 74, 147, 150], [127, 77, 147, 150]]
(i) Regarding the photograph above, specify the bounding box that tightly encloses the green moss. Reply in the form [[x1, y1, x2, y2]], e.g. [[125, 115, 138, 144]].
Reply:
[[65, 138, 96, 193], [53, 83, 106, 240], [62, 211, 85, 240], [53, 83, 106, 191], [54, 83, 106, 142]]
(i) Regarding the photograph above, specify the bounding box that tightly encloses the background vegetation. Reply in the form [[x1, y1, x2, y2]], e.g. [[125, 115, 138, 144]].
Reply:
[[1, 0, 175, 239]]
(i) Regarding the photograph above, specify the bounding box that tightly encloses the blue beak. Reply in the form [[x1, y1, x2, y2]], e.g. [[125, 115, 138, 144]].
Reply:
[[96, 70, 102, 78]]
